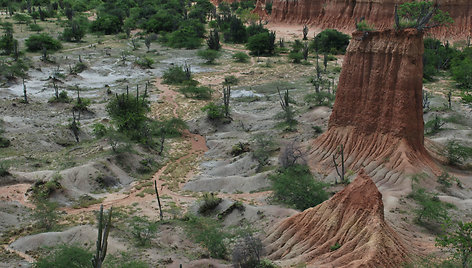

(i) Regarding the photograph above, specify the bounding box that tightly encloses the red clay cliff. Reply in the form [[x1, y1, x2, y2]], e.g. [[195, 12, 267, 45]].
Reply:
[[266, 0, 471, 39], [309, 29, 439, 187]]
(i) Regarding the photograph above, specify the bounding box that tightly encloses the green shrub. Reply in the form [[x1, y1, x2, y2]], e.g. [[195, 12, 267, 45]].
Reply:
[[288, 51, 303, 63], [106, 90, 150, 142], [446, 140, 472, 166], [252, 134, 277, 169], [408, 185, 452, 227], [90, 14, 122, 34], [452, 57, 472, 89], [25, 33, 62, 52], [135, 56, 154, 69], [72, 194, 103, 209], [461, 92, 472, 103], [182, 215, 228, 259], [129, 215, 158, 247], [166, 19, 205, 49], [311, 29, 350, 54], [179, 85, 212, 100], [198, 192, 222, 215], [32, 198, 60, 231], [92, 123, 107, 138], [424, 115, 445, 135], [224, 75, 238, 85], [304, 91, 335, 107], [231, 142, 250, 156], [49, 90, 72, 103], [162, 65, 192, 85], [197, 49, 220, 64], [29, 23, 43, 32], [31, 174, 62, 201], [436, 221, 472, 268], [246, 31, 276, 56], [330, 242, 341, 251], [73, 97, 91, 112], [232, 51, 250, 63], [270, 164, 328, 210], [34, 244, 92, 268], [202, 102, 225, 120], [0, 162, 9, 177], [356, 20, 375, 31]]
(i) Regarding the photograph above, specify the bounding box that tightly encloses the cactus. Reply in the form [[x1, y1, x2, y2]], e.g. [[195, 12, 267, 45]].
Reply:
[[92, 205, 113, 268]]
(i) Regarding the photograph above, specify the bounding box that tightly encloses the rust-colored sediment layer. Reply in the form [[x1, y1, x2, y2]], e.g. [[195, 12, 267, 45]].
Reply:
[[264, 170, 409, 267], [267, 0, 471, 39], [309, 29, 439, 186]]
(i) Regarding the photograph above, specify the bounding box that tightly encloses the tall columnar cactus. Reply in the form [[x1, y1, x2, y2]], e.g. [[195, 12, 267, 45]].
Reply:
[[92, 205, 113, 268]]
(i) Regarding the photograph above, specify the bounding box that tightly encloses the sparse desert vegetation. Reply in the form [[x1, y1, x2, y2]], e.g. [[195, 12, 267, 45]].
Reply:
[[0, 0, 471, 267]]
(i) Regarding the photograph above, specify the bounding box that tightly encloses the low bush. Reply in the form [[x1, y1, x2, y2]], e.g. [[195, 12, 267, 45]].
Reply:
[[408, 185, 453, 228], [202, 102, 225, 120], [182, 215, 229, 259], [34, 244, 92, 268], [232, 51, 250, 63], [0, 162, 9, 177], [198, 192, 222, 215], [246, 31, 276, 56], [446, 140, 472, 166], [29, 23, 43, 32], [162, 65, 192, 85], [197, 49, 220, 64], [73, 97, 91, 112], [129, 215, 158, 247], [49, 90, 72, 103], [92, 123, 107, 138], [179, 85, 212, 100], [135, 56, 154, 69], [304, 91, 335, 107], [269, 164, 328, 210]]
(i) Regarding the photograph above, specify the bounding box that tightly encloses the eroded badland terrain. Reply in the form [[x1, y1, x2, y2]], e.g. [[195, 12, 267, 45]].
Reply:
[[0, 0, 471, 267]]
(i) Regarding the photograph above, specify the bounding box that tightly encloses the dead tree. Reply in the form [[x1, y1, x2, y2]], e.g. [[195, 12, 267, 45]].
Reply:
[[447, 90, 452, 109], [154, 180, 163, 220], [70, 110, 80, 143], [279, 140, 306, 168], [223, 85, 231, 118], [92, 205, 113, 268], [332, 144, 345, 184], [302, 25, 309, 40], [22, 78, 28, 103]]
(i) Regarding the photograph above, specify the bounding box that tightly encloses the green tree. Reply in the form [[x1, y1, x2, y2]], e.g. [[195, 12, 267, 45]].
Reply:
[[25, 33, 62, 52], [62, 18, 87, 42], [106, 88, 150, 141], [246, 31, 276, 56], [395, 1, 454, 31], [269, 164, 328, 210], [0, 22, 16, 55], [311, 29, 350, 54], [436, 221, 472, 268]]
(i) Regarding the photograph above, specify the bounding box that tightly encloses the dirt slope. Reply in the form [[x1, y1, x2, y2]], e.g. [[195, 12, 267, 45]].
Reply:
[[265, 0, 472, 39], [308, 29, 440, 188], [264, 170, 409, 267]]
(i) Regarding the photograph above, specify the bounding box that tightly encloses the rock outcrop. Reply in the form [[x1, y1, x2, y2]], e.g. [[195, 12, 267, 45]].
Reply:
[[267, 0, 471, 39], [264, 170, 409, 267], [308, 29, 439, 188]]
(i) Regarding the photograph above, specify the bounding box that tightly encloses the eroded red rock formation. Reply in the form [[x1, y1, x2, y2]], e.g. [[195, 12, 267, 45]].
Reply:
[[308, 29, 439, 187], [267, 0, 471, 39], [264, 170, 409, 267]]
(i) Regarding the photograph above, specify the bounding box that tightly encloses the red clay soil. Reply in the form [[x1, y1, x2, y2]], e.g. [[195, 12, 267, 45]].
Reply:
[[308, 29, 440, 187], [263, 0, 472, 39], [264, 170, 410, 268]]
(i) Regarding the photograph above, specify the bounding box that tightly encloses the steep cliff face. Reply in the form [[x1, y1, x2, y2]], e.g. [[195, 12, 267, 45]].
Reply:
[[268, 0, 472, 39], [264, 170, 409, 267], [309, 29, 439, 187]]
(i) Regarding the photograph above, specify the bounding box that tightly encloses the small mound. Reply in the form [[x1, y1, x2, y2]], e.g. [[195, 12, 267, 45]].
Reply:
[[264, 170, 409, 267]]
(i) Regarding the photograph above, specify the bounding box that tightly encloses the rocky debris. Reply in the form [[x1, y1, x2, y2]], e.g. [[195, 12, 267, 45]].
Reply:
[[264, 170, 409, 267]]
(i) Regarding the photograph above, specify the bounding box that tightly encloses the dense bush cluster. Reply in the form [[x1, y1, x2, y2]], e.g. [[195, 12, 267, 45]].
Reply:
[[311, 29, 350, 54]]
